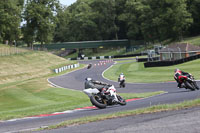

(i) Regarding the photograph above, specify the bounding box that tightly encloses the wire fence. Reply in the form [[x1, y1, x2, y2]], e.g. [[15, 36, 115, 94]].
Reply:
[[0, 47, 30, 56]]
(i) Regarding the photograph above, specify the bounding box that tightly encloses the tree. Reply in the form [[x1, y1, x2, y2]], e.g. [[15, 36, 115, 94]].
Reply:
[[90, 0, 118, 40], [54, 0, 99, 42], [53, 0, 195, 44], [54, 0, 118, 42], [186, 0, 200, 36], [23, 0, 60, 47], [0, 0, 24, 44], [53, 7, 69, 42], [140, 0, 193, 42], [115, 0, 128, 39], [67, 0, 99, 41], [119, 0, 144, 40], [123, 0, 193, 43]]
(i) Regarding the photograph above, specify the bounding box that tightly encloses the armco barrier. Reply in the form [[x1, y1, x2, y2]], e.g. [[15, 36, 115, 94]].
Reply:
[[54, 63, 80, 73], [112, 53, 145, 58], [68, 53, 147, 60], [137, 58, 148, 62], [144, 54, 200, 67], [92, 57, 96, 60], [69, 56, 110, 60], [137, 57, 159, 62]]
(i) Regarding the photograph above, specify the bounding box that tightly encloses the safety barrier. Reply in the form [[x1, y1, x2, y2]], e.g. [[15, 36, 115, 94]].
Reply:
[[144, 54, 200, 67], [68, 56, 112, 60], [137, 57, 160, 62], [68, 53, 147, 60], [54, 63, 80, 73]]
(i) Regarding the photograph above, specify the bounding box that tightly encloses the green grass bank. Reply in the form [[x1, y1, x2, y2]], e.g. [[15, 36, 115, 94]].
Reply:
[[104, 59, 200, 83]]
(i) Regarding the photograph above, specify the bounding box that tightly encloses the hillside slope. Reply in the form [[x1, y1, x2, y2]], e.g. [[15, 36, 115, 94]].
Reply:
[[0, 48, 75, 84], [0, 46, 86, 120]]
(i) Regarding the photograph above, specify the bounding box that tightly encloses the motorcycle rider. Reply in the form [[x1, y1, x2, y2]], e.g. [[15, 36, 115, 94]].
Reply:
[[87, 63, 92, 69], [119, 73, 125, 78], [118, 73, 125, 87], [85, 77, 108, 93], [174, 68, 191, 88], [84, 77, 119, 102]]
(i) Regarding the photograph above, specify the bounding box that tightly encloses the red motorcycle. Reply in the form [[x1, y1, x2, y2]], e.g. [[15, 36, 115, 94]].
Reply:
[[181, 74, 199, 91]]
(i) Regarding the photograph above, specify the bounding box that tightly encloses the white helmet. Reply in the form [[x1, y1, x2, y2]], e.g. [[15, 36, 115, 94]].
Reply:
[[85, 77, 92, 81], [174, 68, 180, 73]]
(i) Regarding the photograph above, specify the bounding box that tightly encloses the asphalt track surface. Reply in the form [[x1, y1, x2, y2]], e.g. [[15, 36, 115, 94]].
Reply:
[[1, 59, 200, 133]]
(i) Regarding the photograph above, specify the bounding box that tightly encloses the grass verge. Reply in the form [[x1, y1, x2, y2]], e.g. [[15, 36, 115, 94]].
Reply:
[[104, 59, 200, 83], [0, 49, 85, 120], [0, 64, 86, 120], [37, 98, 200, 131], [0, 79, 163, 121], [181, 35, 200, 46]]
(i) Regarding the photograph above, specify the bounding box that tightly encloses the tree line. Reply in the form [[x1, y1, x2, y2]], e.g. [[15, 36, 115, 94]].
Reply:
[[0, 0, 200, 47]]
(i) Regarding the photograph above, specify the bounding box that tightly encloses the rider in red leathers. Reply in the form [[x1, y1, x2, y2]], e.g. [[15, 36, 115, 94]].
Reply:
[[174, 69, 190, 88]]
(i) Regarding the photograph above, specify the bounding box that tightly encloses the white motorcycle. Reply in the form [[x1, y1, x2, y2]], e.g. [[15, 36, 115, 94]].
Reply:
[[83, 84, 126, 109]]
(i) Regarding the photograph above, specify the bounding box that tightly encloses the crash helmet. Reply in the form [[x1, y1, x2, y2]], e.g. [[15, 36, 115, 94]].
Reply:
[[85, 77, 92, 81], [174, 68, 180, 73]]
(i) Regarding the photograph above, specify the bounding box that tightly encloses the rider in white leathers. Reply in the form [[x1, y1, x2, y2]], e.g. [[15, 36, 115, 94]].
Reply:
[[84, 78, 119, 102]]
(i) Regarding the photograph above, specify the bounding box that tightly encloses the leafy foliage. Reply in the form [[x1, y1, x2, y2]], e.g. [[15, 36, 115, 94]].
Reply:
[[54, 0, 195, 43], [0, 0, 200, 45], [22, 0, 60, 47], [54, 0, 118, 42], [123, 0, 193, 42], [0, 0, 24, 44], [186, 0, 200, 36]]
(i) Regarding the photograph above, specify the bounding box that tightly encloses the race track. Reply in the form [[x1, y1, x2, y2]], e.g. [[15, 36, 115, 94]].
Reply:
[[1, 59, 200, 132]]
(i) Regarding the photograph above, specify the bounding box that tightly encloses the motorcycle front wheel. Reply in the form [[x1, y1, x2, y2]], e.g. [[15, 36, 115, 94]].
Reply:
[[192, 81, 200, 90], [117, 95, 126, 106], [184, 81, 195, 91]]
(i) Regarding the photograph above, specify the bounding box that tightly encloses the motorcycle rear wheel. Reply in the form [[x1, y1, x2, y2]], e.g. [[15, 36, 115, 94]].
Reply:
[[90, 94, 107, 109], [122, 83, 125, 88], [119, 82, 125, 88]]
